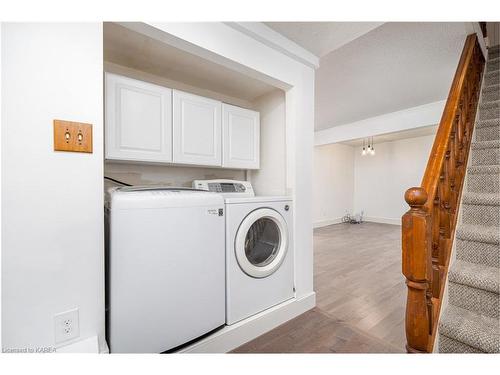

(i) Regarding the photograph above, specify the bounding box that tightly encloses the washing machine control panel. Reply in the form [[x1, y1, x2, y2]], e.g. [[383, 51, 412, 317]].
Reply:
[[193, 179, 255, 197], [209, 182, 246, 193]]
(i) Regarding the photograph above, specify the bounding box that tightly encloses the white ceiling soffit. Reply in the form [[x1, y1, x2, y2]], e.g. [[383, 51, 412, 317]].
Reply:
[[315, 99, 445, 146], [315, 22, 470, 131], [227, 22, 320, 69], [104, 22, 277, 102], [264, 22, 384, 58], [341, 125, 438, 147]]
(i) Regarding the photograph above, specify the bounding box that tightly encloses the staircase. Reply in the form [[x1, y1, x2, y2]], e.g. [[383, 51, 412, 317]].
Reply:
[[438, 45, 500, 353]]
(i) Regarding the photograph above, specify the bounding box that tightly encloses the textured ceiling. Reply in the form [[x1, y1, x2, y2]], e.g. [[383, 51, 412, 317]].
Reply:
[[264, 22, 384, 57], [314, 22, 469, 130]]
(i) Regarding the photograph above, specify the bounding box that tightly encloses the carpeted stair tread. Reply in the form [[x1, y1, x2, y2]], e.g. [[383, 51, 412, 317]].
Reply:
[[462, 192, 500, 227], [456, 224, 500, 245], [475, 124, 500, 141], [448, 260, 500, 294], [484, 70, 500, 79], [462, 192, 500, 206], [470, 140, 500, 166], [485, 69, 499, 80], [448, 282, 499, 319], [466, 164, 500, 193], [456, 238, 500, 268], [479, 100, 500, 112], [476, 118, 499, 128], [484, 70, 499, 88], [467, 164, 500, 174], [471, 139, 500, 149], [439, 305, 500, 353], [481, 83, 500, 103], [486, 57, 499, 72], [439, 335, 483, 352], [482, 83, 500, 94]]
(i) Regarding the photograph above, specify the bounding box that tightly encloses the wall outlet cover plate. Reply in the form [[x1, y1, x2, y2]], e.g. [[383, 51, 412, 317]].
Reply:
[[54, 308, 80, 344]]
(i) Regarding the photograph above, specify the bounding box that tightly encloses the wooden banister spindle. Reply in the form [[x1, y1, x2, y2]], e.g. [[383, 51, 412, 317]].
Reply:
[[459, 114, 465, 160], [431, 190, 441, 298], [449, 127, 458, 213], [402, 187, 432, 353]]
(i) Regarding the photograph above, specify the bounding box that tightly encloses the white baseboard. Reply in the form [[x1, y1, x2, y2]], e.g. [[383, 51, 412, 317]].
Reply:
[[314, 216, 401, 227], [363, 216, 401, 226], [313, 217, 343, 228], [56, 335, 100, 353], [179, 292, 316, 353]]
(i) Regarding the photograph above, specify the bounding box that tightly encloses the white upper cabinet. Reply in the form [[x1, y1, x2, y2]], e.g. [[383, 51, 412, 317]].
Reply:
[[105, 73, 173, 163], [105, 74, 260, 169], [173, 90, 222, 166], [222, 103, 260, 169]]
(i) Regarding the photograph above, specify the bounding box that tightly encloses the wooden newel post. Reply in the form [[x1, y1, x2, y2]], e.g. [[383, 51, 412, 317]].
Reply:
[[402, 187, 432, 353]]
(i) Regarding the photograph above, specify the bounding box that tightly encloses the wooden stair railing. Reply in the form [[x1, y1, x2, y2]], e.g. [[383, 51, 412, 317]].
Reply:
[[402, 33, 485, 353]]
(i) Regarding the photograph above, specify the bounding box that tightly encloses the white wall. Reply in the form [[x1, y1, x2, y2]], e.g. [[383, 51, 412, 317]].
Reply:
[[313, 134, 434, 227], [313, 144, 354, 227], [104, 162, 245, 191], [1, 24, 104, 351], [353, 135, 435, 224], [249, 90, 287, 196]]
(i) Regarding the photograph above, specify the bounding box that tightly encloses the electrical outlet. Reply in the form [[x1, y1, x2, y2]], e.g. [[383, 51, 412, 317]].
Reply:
[[54, 308, 80, 344]]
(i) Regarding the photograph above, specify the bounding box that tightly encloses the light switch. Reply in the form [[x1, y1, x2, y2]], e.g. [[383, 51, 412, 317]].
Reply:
[[53, 119, 93, 153]]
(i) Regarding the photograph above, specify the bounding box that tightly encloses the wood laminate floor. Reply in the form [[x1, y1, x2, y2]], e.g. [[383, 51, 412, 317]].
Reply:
[[233, 222, 406, 353]]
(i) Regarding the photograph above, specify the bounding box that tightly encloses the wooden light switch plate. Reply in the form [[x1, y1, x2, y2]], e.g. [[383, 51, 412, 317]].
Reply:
[[53, 119, 93, 153]]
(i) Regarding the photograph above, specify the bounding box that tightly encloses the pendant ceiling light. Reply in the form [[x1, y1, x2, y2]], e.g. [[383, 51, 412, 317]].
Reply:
[[361, 137, 375, 156]]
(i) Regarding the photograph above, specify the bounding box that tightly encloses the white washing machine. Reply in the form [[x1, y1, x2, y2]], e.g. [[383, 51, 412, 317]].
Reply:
[[106, 187, 226, 352], [193, 180, 294, 325]]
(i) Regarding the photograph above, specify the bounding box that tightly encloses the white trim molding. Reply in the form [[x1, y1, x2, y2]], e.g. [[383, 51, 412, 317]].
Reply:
[[179, 292, 316, 353], [363, 216, 401, 226], [315, 100, 446, 146], [313, 217, 343, 228], [226, 22, 320, 69]]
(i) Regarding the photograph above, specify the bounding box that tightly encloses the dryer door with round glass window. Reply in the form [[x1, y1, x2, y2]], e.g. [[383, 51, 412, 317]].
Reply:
[[235, 208, 289, 278]]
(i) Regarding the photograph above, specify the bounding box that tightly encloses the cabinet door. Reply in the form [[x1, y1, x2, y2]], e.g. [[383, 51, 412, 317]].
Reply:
[[105, 73, 172, 163], [173, 90, 222, 166], [222, 103, 260, 169]]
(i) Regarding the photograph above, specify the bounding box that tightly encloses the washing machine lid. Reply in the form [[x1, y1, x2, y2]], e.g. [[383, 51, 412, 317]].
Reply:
[[108, 186, 223, 210], [235, 207, 289, 278]]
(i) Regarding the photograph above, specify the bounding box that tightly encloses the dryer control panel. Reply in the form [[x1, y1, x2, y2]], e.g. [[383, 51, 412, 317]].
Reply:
[[193, 179, 255, 197]]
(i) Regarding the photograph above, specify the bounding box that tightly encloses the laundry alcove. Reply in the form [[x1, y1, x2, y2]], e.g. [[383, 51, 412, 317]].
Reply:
[[103, 22, 288, 196]]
